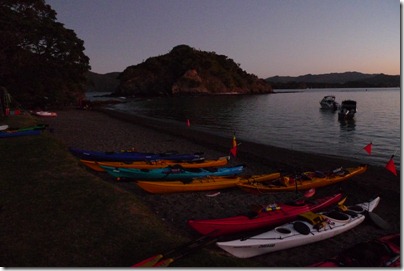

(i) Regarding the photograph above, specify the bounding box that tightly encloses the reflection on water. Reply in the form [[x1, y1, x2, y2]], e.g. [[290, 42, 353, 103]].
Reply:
[[109, 88, 400, 168], [339, 119, 356, 131]]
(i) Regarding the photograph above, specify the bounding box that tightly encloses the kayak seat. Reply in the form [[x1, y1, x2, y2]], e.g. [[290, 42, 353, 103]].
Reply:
[[285, 200, 306, 206], [169, 164, 185, 170], [300, 173, 312, 181], [245, 211, 259, 219], [183, 167, 202, 173], [203, 167, 218, 173], [342, 210, 359, 217], [314, 171, 326, 178], [324, 211, 350, 221], [293, 221, 311, 235]]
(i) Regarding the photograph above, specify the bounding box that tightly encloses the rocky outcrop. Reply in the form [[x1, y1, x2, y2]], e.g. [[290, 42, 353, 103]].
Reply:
[[113, 45, 273, 96]]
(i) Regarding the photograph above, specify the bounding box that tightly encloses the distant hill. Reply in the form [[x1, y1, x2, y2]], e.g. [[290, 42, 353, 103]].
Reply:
[[86, 71, 120, 92], [266, 72, 400, 89], [113, 44, 272, 97]]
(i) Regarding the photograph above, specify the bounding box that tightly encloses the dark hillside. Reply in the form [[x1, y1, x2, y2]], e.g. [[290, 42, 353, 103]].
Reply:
[[113, 45, 273, 97], [86, 72, 120, 92], [266, 72, 400, 89]]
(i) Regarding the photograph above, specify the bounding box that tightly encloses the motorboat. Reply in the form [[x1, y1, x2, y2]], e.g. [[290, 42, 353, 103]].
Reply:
[[320, 95, 339, 110], [338, 100, 357, 120]]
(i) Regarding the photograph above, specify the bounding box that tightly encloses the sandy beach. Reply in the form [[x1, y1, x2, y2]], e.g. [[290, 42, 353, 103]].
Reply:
[[43, 108, 400, 267]]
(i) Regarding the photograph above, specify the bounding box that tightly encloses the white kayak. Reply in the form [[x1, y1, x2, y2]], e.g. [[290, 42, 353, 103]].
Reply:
[[216, 196, 380, 259], [0, 125, 9, 131]]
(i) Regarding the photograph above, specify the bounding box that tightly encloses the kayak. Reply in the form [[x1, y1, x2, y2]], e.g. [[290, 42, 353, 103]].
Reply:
[[310, 233, 400, 267], [237, 165, 367, 193], [11, 124, 48, 132], [0, 125, 8, 131], [136, 172, 281, 194], [69, 147, 204, 162], [187, 192, 344, 237], [0, 129, 41, 138], [101, 164, 245, 180], [32, 111, 57, 117], [216, 196, 380, 258], [80, 156, 229, 172]]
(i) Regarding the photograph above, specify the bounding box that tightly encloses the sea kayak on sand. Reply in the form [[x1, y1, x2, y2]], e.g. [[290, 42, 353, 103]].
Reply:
[[69, 147, 204, 162], [101, 164, 245, 180], [187, 192, 344, 237], [0, 129, 41, 138], [237, 164, 367, 193], [136, 172, 281, 194], [216, 196, 380, 258], [80, 156, 229, 172]]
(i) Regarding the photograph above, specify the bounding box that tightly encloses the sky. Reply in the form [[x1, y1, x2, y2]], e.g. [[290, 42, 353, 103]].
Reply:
[[45, 0, 400, 78]]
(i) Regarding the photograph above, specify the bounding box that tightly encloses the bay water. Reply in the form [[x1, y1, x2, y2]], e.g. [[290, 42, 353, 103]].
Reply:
[[97, 88, 401, 169]]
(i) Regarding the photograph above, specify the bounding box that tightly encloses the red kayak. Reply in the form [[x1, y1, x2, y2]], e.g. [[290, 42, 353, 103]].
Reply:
[[187, 192, 343, 237], [310, 233, 400, 267]]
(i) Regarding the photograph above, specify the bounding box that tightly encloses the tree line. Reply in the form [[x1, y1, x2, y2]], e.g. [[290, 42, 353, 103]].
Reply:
[[0, 0, 90, 109]]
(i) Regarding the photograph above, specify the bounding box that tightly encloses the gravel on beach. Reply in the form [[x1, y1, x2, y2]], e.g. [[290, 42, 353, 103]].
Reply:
[[43, 108, 400, 267]]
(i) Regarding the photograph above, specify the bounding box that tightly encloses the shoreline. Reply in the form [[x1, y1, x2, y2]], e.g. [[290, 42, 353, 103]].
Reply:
[[44, 108, 400, 267], [98, 107, 397, 172]]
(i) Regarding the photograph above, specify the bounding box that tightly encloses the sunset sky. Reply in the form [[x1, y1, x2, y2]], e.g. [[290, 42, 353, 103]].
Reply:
[[46, 0, 400, 78]]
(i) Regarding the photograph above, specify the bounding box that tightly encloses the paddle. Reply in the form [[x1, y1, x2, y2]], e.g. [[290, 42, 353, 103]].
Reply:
[[367, 212, 391, 230], [132, 230, 218, 267], [152, 236, 218, 267], [132, 234, 209, 267]]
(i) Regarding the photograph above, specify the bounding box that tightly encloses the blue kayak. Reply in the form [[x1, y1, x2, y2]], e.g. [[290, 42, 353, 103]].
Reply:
[[0, 129, 41, 138], [100, 164, 245, 180], [69, 147, 204, 162]]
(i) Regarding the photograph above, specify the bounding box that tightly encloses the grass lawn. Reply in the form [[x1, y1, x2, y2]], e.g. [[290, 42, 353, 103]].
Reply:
[[0, 114, 259, 267]]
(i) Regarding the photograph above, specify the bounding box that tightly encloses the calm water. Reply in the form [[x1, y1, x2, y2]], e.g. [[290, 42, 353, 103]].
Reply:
[[100, 88, 401, 169]]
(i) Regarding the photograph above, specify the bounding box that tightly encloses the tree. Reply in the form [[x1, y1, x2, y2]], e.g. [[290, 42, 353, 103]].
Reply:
[[0, 0, 90, 108]]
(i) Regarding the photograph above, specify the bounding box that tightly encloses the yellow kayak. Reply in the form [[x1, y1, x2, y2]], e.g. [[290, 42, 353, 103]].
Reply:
[[237, 164, 368, 193], [136, 172, 281, 194], [80, 156, 229, 172]]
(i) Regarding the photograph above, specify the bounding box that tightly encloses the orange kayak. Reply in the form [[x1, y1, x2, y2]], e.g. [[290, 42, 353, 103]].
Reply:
[[237, 164, 367, 193], [80, 156, 229, 172], [136, 172, 281, 194]]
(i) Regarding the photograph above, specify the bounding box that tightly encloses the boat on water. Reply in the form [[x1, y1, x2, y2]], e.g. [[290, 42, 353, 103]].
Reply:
[[80, 156, 229, 172], [338, 100, 357, 120], [187, 192, 344, 237], [320, 95, 339, 110], [216, 196, 380, 258], [237, 164, 367, 193], [101, 164, 245, 180]]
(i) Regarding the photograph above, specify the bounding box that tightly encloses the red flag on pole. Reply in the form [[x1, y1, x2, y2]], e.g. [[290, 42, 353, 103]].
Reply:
[[363, 142, 372, 155], [186, 119, 190, 127], [230, 133, 237, 157], [385, 155, 397, 176]]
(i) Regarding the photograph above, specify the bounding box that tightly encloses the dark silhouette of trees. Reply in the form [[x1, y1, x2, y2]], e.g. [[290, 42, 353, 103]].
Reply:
[[0, 0, 90, 108]]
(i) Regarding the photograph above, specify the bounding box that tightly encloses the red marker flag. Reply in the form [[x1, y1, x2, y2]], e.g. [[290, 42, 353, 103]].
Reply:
[[186, 119, 190, 127], [230, 133, 237, 157], [363, 142, 372, 155], [385, 155, 397, 176]]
